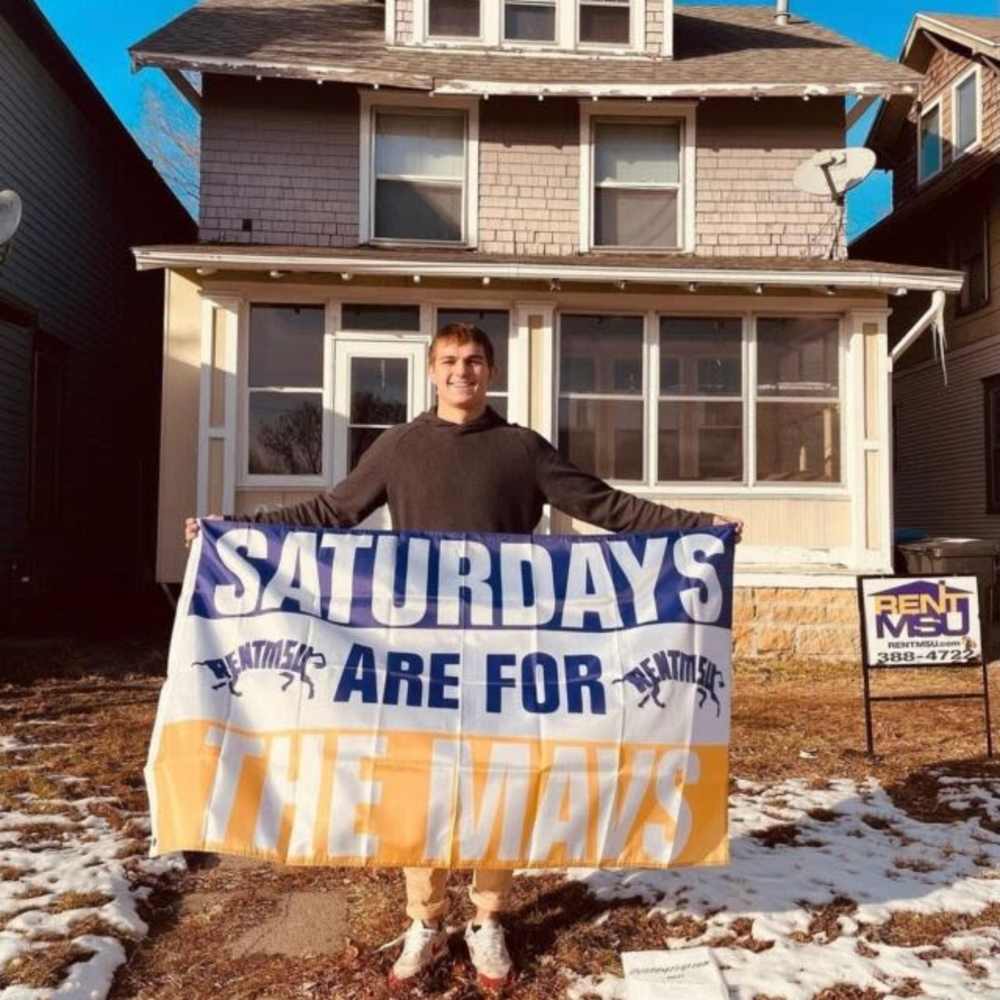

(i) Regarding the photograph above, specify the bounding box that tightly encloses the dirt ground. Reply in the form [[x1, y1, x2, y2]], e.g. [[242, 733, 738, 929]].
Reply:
[[2, 637, 1000, 999]]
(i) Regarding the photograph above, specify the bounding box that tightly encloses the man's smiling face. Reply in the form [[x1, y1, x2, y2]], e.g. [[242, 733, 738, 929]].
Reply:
[[429, 337, 494, 417]]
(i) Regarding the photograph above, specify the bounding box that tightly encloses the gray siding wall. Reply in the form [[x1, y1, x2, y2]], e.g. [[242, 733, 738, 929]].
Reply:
[[0, 11, 194, 605], [894, 335, 1000, 540], [199, 77, 844, 258]]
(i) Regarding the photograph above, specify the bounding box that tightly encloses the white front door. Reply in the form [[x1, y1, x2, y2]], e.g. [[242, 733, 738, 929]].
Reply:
[[333, 339, 428, 527]]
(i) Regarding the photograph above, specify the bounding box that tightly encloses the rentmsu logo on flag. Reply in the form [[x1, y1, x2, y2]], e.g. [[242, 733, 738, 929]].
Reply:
[[870, 580, 973, 639], [194, 639, 327, 698]]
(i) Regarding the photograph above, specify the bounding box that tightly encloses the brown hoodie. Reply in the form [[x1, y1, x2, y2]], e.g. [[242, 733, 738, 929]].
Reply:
[[248, 407, 713, 534]]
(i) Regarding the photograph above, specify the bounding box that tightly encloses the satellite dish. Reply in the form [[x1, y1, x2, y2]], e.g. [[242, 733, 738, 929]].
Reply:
[[0, 190, 22, 265], [793, 148, 876, 201]]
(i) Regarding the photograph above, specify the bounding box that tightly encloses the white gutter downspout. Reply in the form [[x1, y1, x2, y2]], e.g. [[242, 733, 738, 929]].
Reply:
[[888, 288, 949, 382]]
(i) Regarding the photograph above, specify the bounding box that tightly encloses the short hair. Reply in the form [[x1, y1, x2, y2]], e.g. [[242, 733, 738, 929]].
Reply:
[[429, 322, 495, 370]]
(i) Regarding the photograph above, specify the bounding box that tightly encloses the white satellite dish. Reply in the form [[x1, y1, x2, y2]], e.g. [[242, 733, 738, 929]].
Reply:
[[793, 148, 876, 201], [0, 190, 22, 265]]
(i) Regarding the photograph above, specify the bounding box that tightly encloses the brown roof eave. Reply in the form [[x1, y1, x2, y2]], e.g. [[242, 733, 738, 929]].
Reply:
[[129, 48, 435, 91]]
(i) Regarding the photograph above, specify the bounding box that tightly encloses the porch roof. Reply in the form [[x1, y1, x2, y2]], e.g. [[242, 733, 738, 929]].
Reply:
[[130, 1, 921, 98], [133, 243, 964, 294]]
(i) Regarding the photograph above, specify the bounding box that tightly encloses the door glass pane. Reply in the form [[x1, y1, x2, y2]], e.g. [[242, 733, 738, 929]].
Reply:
[[505, 2, 556, 40], [580, 3, 629, 43], [757, 317, 838, 397], [595, 188, 678, 247], [594, 122, 679, 184], [757, 402, 840, 482], [660, 317, 742, 396], [249, 305, 324, 387], [342, 304, 420, 331], [375, 180, 463, 241], [920, 106, 941, 177], [559, 398, 643, 481], [249, 392, 323, 474], [429, 0, 480, 36], [658, 401, 742, 482], [375, 113, 464, 178], [350, 357, 408, 424], [956, 73, 978, 153], [560, 314, 643, 393], [488, 395, 509, 419], [437, 309, 509, 391], [349, 427, 388, 471]]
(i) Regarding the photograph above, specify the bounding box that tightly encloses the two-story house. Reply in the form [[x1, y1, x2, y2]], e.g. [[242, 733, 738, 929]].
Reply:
[[130, 0, 964, 660], [853, 13, 1000, 551]]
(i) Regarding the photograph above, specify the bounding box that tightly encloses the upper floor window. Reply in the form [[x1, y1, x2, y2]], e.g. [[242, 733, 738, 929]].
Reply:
[[579, 0, 630, 45], [953, 66, 981, 158], [411, 0, 649, 52], [428, 0, 481, 37], [361, 94, 480, 246], [918, 101, 942, 183], [505, 0, 556, 42], [580, 101, 695, 252]]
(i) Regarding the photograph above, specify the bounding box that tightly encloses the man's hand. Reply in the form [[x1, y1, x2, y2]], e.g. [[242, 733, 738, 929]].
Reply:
[[711, 514, 743, 544], [184, 514, 222, 547]]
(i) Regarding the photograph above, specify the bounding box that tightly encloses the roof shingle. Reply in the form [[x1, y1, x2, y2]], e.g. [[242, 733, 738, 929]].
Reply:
[[130, 1, 921, 94]]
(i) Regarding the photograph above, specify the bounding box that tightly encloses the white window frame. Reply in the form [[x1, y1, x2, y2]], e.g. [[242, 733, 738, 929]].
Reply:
[[238, 295, 336, 490], [952, 64, 982, 161], [555, 309, 649, 485], [411, 0, 645, 52], [552, 309, 848, 495], [578, 100, 696, 254], [359, 90, 480, 248], [575, 0, 640, 52], [916, 97, 943, 185]]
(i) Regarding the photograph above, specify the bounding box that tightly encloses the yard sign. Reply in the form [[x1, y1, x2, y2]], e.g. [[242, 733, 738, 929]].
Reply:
[[146, 520, 735, 869], [857, 575, 992, 756]]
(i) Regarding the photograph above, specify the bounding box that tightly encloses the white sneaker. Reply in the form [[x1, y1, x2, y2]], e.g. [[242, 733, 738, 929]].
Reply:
[[389, 920, 448, 985], [464, 919, 512, 989]]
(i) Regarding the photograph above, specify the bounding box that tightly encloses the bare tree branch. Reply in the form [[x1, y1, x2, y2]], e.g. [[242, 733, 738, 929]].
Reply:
[[135, 81, 200, 216]]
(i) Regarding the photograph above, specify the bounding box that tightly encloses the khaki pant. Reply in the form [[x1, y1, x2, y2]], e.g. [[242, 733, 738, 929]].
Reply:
[[404, 867, 513, 923]]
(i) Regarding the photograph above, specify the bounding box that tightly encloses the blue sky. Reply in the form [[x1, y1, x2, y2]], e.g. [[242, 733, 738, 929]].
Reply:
[[32, 0, 1000, 234]]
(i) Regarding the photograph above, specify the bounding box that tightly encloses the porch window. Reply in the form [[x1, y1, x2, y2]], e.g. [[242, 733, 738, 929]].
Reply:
[[504, 0, 556, 41], [428, 0, 481, 37], [437, 308, 510, 417], [579, 0, 630, 44], [918, 103, 942, 182], [658, 317, 743, 482], [755, 317, 840, 483], [373, 110, 466, 242], [984, 374, 1000, 514], [558, 313, 644, 482], [247, 304, 325, 476], [592, 120, 681, 248], [954, 67, 980, 157]]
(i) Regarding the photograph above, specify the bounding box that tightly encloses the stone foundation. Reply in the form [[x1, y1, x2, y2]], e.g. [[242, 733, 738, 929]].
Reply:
[[734, 587, 860, 662]]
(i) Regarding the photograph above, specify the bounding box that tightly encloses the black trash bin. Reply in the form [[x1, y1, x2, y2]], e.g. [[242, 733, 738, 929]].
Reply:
[[897, 537, 1000, 659]]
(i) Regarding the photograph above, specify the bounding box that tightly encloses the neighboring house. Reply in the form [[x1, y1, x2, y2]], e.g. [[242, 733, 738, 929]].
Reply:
[[130, 0, 964, 660], [852, 12, 999, 544], [0, 0, 195, 629]]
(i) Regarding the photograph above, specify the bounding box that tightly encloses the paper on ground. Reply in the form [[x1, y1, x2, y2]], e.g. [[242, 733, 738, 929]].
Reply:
[[622, 947, 728, 1000]]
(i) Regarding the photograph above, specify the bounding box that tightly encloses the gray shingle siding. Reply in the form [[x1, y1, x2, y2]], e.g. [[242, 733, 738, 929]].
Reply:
[[0, 7, 195, 619]]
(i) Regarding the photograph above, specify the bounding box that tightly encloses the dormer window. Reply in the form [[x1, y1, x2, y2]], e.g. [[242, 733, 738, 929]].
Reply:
[[953, 66, 981, 158], [410, 0, 653, 53], [504, 0, 556, 42], [428, 0, 481, 38], [579, 0, 630, 45]]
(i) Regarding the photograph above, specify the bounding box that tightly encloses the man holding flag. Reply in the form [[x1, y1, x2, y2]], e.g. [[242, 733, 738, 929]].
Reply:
[[185, 322, 741, 989]]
